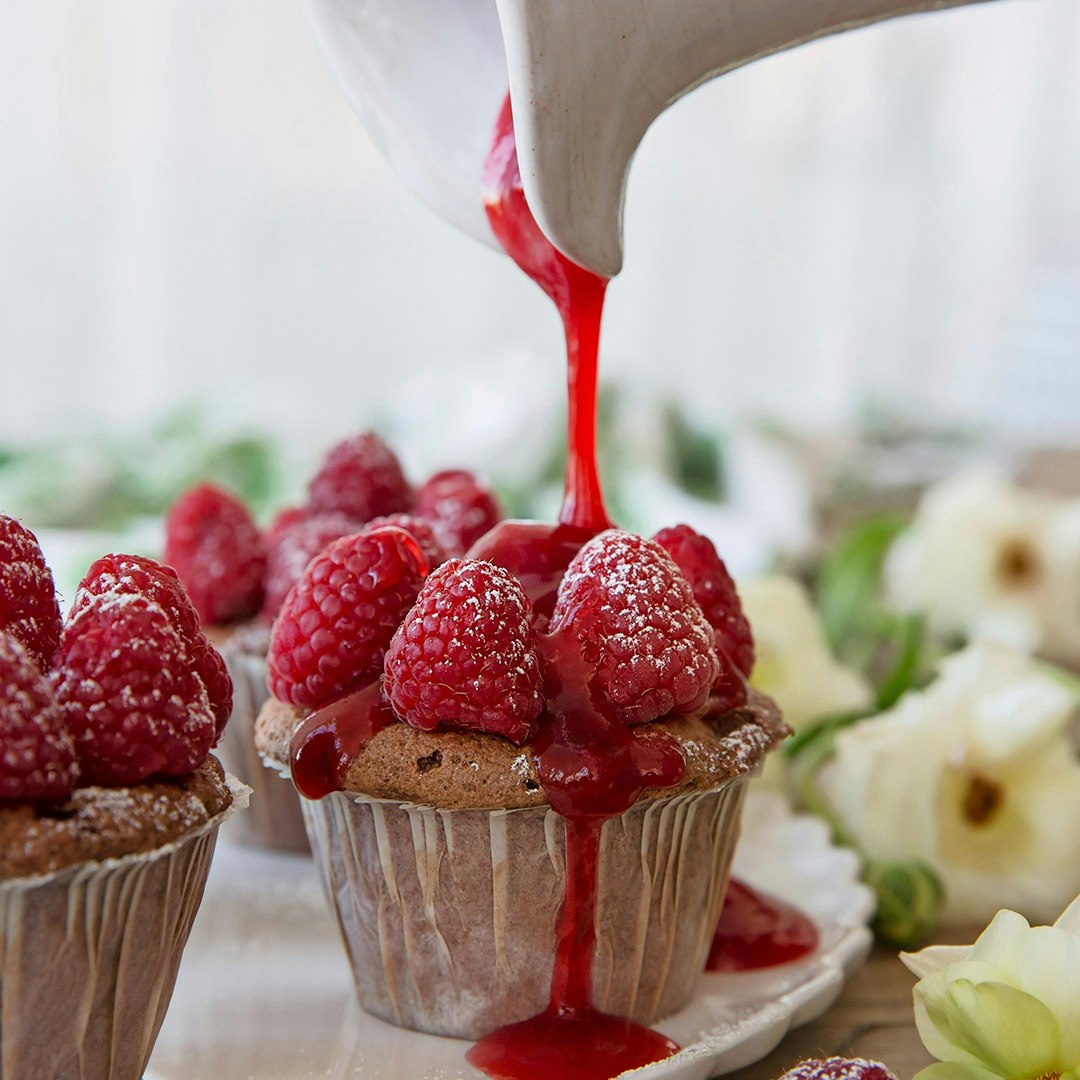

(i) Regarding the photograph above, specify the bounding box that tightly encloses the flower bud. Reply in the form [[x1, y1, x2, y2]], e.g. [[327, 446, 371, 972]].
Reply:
[[866, 859, 944, 949]]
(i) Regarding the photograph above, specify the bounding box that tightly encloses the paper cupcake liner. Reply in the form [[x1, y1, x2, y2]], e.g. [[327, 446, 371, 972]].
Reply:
[[217, 644, 309, 854], [301, 778, 748, 1039], [0, 776, 249, 1080]]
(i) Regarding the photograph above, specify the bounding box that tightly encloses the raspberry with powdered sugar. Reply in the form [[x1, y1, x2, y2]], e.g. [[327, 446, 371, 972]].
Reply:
[[364, 513, 446, 572], [0, 514, 63, 670], [548, 529, 720, 725], [52, 593, 218, 786], [262, 512, 363, 618], [72, 552, 233, 735], [777, 1058, 899, 1080], [268, 528, 428, 708], [1, 527, 232, 798], [0, 634, 79, 800], [654, 523, 754, 711], [414, 469, 502, 556], [307, 432, 413, 522], [384, 559, 544, 744], [164, 483, 267, 625]]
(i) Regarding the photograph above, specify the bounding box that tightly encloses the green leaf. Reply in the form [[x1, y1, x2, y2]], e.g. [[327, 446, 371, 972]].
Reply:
[[816, 512, 908, 652], [199, 438, 279, 511], [783, 709, 867, 761], [876, 613, 927, 710], [663, 403, 724, 502]]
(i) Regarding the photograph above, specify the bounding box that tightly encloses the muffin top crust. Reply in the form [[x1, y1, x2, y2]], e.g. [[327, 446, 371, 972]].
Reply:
[[256, 691, 786, 811], [0, 755, 234, 881]]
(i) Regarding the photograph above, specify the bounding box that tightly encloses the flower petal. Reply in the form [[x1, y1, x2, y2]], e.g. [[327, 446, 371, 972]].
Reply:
[[913, 1063, 1001, 1080], [914, 973, 991, 1067], [1055, 893, 1080, 934], [901, 943, 972, 980], [997, 924, 1080, 1063], [966, 909, 1032, 965], [943, 980, 1060, 1077]]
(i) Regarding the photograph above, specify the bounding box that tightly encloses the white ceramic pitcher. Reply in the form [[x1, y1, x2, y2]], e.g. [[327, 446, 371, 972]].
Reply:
[[305, 0, 997, 277]]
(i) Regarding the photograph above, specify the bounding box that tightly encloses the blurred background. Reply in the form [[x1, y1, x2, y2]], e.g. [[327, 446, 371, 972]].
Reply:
[[2, 0, 1079, 585]]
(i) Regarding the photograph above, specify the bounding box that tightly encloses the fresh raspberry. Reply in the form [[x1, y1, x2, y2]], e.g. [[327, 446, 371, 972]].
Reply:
[[164, 484, 267, 625], [549, 530, 719, 725], [51, 594, 216, 786], [71, 553, 233, 736], [413, 469, 502, 556], [73, 552, 200, 638], [268, 528, 426, 708], [365, 514, 446, 572], [262, 513, 362, 618], [0, 633, 79, 801], [265, 505, 311, 546], [654, 523, 754, 711], [653, 525, 754, 674], [0, 515, 62, 670], [384, 560, 543, 744], [776, 1060, 898, 1080], [307, 433, 413, 522], [191, 635, 233, 740]]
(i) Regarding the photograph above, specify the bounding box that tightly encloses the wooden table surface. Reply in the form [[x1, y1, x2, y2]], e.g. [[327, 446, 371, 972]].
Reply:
[[732, 941, 941, 1080]]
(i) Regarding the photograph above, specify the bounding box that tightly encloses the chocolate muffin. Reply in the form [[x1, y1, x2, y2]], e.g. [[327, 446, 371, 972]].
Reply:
[[0, 759, 244, 1080], [0, 520, 247, 1080], [255, 524, 787, 1040], [257, 691, 784, 1038]]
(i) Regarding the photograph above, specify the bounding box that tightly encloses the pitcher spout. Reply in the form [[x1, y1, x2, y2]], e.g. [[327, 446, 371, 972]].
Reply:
[[307, 0, 1000, 277]]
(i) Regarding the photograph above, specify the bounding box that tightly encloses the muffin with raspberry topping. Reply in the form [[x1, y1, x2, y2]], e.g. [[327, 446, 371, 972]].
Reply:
[[255, 521, 785, 1039], [0, 515, 247, 1080], [163, 433, 502, 852]]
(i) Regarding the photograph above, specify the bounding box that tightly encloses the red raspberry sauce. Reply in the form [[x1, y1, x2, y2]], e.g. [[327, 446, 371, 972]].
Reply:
[[467, 520, 600, 620], [467, 704, 686, 1080], [707, 879, 819, 972], [482, 93, 612, 534], [466, 589, 686, 1076], [290, 682, 396, 800]]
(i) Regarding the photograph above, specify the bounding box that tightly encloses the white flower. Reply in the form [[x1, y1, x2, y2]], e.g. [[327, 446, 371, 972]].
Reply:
[[900, 896, 1080, 1080], [884, 471, 1080, 665], [742, 575, 873, 729], [818, 642, 1080, 924]]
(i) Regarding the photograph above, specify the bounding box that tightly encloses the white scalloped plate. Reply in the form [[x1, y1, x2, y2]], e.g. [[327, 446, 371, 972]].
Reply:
[[147, 791, 874, 1080]]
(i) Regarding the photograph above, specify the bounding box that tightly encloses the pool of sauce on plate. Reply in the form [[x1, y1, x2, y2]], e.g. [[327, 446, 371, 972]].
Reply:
[[707, 879, 819, 972]]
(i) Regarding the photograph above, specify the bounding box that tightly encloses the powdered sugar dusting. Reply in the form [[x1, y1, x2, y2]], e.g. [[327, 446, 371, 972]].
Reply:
[[779, 1058, 899, 1080], [0, 632, 79, 800], [0, 514, 63, 668], [550, 530, 720, 724], [52, 591, 216, 785], [384, 558, 543, 743]]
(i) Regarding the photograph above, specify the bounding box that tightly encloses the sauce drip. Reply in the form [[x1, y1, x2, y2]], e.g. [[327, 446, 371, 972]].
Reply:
[[483, 94, 612, 534], [707, 879, 820, 972], [468, 520, 600, 621], [289, 682, 396, 800], [467, 624, 686, 1078]]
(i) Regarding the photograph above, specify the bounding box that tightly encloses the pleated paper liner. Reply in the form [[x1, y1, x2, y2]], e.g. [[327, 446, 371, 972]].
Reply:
[[300, 778, 749, 1039], [0, 775, 250, 1080], [217, 635, 309, 854]]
